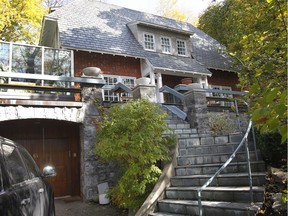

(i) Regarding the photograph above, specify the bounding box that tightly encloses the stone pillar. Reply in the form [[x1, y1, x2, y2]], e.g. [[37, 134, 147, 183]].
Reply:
[[80, 87, 119, 201], [184, 85, 210, 134], [132, 84, 157, 102]]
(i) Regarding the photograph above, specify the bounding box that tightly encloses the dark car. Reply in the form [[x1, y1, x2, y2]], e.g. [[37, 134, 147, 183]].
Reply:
[[0, 136, 56, 216]]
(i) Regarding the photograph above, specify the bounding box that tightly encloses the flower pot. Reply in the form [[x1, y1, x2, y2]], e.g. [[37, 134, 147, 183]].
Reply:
[[181, 78, 193, 85]]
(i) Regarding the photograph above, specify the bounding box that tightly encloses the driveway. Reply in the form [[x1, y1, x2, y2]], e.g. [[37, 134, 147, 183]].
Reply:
[[55, 197, 128, 216]]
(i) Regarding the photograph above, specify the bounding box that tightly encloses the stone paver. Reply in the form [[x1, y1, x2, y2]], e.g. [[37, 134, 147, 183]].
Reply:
[[55, 198, 128, 216]]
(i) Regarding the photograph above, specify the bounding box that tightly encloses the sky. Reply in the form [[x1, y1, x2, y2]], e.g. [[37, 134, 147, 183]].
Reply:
[[106, 0, 217, 22]]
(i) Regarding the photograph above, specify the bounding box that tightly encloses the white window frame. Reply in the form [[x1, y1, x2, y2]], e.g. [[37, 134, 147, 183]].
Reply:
[[160, 36, 171, 54], [143, 32, 155, 51], [176, 39, 187, 56], [102, 75, 136, 102]]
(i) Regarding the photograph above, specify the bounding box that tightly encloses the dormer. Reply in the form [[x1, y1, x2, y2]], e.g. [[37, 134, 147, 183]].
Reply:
[[127, 21, 194, 57]]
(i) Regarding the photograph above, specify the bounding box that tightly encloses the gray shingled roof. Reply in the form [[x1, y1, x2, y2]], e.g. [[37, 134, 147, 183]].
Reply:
[[45, 0, 234, 74]]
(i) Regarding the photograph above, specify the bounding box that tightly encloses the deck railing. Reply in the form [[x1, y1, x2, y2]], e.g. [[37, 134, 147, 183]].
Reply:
[[0, 41, 105, 106]]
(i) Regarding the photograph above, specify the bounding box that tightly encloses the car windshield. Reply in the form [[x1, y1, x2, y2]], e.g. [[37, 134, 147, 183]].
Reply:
[[1, 143, 29, 184]]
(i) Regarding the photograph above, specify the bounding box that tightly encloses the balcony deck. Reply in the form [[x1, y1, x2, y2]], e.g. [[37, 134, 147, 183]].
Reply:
[[0, 41, 105, 107]]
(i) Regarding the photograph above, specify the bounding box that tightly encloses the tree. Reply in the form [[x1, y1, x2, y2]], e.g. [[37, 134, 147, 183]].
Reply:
[[198, 0, 287, 142], [95, 99, 176, 210], [156, 0, 188, 22], [0, 0, 46, 43]]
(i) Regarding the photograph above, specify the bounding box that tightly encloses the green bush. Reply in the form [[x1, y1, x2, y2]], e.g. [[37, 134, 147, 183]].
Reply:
[[255, 130, 287, 168], [95, 99, 176, 210], [208, 112, 237, 135]]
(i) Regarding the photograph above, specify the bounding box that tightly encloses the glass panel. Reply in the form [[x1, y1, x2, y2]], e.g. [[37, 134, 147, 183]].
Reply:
[[1, 144, 29, 184], [18, 147, 40, 179], [11, 44, 42, 84], [177, 40, 186, 56], [43, 48, 71, 88], [161, 37, 171, 53], [0, 42, 10, 73], [144, 34, 154, 50], [0, 42, 10, 84]]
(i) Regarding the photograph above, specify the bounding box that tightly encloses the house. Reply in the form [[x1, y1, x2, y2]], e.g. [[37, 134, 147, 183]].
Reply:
[[0, 0, 241, 201], [40, 0, 239, 104]]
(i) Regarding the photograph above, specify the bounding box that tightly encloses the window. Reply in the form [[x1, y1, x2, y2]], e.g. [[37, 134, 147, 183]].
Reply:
[[144, 33, 155, 51], [102, 75, 135, 102], [1, 144, 29, 184], [177, 40, 186, 56], [210, 85, 233, 106], [161, 37, 171, 54]]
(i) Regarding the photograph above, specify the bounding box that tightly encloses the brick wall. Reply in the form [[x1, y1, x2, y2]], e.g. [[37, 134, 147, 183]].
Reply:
[[208, 69, 240, 91], [74, 51, 142, 78]]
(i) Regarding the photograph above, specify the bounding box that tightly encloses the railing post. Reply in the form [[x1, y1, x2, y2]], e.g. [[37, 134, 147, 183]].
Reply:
[[245, 137, 254, 203], [197, 189, 203, 216], [251, 124, 258, 161]]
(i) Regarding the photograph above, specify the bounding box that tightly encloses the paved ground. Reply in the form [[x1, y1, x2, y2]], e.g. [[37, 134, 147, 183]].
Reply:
[[55, 197, 128, 216]]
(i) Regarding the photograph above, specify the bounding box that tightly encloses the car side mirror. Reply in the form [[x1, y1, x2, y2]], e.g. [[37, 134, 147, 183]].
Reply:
[[43, 165, 56, 177]]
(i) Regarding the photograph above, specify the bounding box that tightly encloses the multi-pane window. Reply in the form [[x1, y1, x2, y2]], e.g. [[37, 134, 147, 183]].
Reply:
[[177, 40, 186, 56], [102, 75, 135, 102], [210, 85, 233, 106], [144, 33, 155, 51], [161, 37, 171, 54]]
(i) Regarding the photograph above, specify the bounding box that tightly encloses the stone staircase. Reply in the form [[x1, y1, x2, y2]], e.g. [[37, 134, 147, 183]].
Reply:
[[152, 106, 266, 216]]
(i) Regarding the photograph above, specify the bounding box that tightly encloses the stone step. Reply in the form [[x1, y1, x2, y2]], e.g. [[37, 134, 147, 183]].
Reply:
[[177, 150, 261, 165], [163, 128, 198, 136], [178, 142, 251, 156], [170, 172, 266, 187], [157, 200, 261, 216], [149, 213, 186, 216], [178, 133, 243, 147], [175, 161, 266, 176], [165, 186, 264, 202], [165, 119, 187, 124], [167, 123, 191, 130]]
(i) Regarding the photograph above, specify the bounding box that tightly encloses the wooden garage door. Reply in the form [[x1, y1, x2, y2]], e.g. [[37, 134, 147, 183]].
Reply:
[[0, 119, 80, 197]]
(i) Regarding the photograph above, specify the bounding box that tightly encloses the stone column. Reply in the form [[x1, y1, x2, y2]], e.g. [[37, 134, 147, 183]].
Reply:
[[184, 85, 210, 134], [132, 84, 157, 102], [80, 87, 119, 201]]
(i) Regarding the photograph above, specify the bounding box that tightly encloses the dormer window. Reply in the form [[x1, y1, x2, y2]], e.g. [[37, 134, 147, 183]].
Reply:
[[144, 33, 155, 51], [161, 37, 171, 54], [177, 39, 186, 56]]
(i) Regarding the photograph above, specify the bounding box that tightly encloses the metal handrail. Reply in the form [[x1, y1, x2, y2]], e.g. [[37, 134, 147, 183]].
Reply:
[[197, 120, 254, 216]]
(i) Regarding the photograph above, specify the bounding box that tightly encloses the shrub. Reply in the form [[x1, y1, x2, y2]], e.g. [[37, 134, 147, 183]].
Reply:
[[208, 112, 237, 135], [255, 130, 287, 168], [95, 99, 176, 210]]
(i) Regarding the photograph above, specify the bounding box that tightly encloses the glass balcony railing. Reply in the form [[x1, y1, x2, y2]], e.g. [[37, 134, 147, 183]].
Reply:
[[0, 41, 72, 88]]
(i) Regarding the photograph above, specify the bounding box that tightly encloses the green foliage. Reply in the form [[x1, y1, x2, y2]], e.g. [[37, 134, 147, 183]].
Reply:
[[0, 0, 47, 43], [255, 130, 287, 167], [282, 190, 287, 204], [95, 99, 176, 210], [208, 112, 237, 135], [198, 0, 287, 142]]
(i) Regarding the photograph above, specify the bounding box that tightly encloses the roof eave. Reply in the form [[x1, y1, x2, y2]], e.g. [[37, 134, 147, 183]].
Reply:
[[129, 21, 194, 36], [154, 66, 212, 77]]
